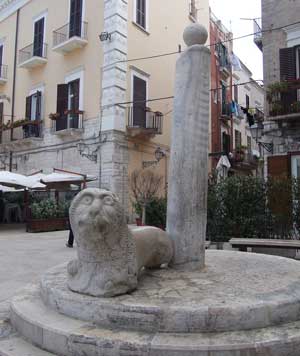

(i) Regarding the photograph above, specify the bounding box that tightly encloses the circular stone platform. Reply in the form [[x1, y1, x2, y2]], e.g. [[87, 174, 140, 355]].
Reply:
[[41, 250, 300, 333]]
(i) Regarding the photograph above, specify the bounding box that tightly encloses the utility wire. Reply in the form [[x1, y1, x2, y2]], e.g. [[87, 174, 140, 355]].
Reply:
[[102, 20, 300, 69], [101, 80, 265, 110]]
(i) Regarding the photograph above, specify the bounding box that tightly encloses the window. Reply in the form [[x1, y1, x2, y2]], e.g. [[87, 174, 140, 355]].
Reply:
[[189, 0, 197, 19], [55, 79, 81, 131], [280, 46, 299, 104], [216, 43, 229, 68], [33, 17, 45, 57], [24, 91, 42, 138], [132, 74, 147, 127], [0, 45, 3, 77], [246, 94, 250, 109], [222, 132, 231, 155], [25, 91, 42, 121], [69, 0, 83, 37], [0, 102, 3, 144], [135, 0, 147, 30], [234, 130, 242, 149], [234, 84, 238, 103]]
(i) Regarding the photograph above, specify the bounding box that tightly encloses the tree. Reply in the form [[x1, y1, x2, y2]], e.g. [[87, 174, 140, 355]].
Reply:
[[130, 169, 163, 225]]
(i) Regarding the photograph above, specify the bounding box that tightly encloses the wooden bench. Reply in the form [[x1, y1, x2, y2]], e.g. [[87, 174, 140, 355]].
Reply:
[[229, 238, 300, 258]]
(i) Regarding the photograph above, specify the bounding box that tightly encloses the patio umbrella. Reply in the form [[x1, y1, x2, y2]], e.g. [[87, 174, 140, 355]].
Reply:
[[40, 172, 97, 190], [0, 171, 46, 190], [0, 185, 23, 192]]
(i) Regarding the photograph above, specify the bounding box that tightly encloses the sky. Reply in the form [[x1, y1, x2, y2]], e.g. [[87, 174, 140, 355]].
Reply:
[[209, 0, 263, 80]]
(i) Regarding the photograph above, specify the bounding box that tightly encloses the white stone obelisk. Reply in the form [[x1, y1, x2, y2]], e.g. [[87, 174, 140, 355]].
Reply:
[[167, 24, 210, 270]]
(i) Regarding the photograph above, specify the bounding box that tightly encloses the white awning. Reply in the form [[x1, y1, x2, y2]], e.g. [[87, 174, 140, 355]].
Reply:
[[40, 172, 97, 185], [0, 171, 45, 189]]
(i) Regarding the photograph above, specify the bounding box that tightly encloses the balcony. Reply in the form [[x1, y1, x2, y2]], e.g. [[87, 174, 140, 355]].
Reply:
[[127, 106, 163, 138], [53, 22, 88, 54], [19, 43, 48, 69], [230, 149, 259, 171], [0, 120, 42, 147], [221, 102, 232, 119], [0, 64, 8, 85], [253, 19, 263, 52], [51, 110, 84, 136], [267, 80, 300, 121], [255, 107, 264, 122]]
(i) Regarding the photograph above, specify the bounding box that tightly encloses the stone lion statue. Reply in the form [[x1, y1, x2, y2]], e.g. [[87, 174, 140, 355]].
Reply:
[[67, 188, 173, 298]]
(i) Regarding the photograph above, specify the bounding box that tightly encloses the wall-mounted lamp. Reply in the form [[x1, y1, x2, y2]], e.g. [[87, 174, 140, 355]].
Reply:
[[142, 147, 167, 169], [77, 142, 98, 163], [99, 32, 112, 42], [250, 122, 274, 154]]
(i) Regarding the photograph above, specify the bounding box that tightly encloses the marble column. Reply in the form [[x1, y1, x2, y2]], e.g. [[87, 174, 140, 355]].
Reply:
[[167, 24, 210, 270]]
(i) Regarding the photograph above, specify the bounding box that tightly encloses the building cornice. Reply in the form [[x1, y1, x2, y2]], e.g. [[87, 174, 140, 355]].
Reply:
[[0, 0, 30, 22]]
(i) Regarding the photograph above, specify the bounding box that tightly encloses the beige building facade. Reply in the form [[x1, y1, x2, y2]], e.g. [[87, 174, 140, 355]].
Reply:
[[0, 0, 209, 212]]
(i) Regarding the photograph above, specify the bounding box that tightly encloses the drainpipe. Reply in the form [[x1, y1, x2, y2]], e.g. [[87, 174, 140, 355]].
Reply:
[[9, 9, 20, 171]]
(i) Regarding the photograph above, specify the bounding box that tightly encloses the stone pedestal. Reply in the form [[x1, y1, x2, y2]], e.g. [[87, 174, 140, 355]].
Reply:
[[6, 251, 300, 356], [167, 24, 210, 269]]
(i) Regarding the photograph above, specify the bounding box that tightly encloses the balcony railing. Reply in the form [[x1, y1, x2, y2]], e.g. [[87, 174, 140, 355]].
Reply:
[[53, 22, 88, 52], [51, 110, 84, 133], [0, 120, 42, 144], [0, 64, 8, 80], [253, 19, 262, 51], [255, 108, 264, 121], [230, 149, 258, 170], [127, 106, 163, 136], [19, 43, 48, 68], [267, 80, 300, 119], [221, 102, 232, 118]]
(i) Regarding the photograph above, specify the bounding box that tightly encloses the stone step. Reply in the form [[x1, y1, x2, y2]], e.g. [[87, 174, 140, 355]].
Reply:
[[9, 285, 300, 356], [0, 336, 55, 356]]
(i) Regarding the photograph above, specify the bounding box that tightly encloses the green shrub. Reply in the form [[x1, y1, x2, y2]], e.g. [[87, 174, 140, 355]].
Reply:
[[207, 176, 298, 241], [31, 199, 70, 220]]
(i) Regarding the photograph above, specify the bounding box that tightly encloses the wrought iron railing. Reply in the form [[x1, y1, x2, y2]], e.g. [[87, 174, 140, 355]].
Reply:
[[19, 43, 48, 64], [221, 102, 232, 118], [231, 149, 258, 167], [253, 19, 262, 50], [267, 80, 300, 117], [127, 106, 163, 134], [53, 22, 88, 47], [255, 108, 264, 121], [53, 110, 84, 132], [0, 120, 42, 143], [0, 64, 8, 79]]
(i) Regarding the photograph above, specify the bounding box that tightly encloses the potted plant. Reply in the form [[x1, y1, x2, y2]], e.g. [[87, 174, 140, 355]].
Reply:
[[27, 199, 70, 233]]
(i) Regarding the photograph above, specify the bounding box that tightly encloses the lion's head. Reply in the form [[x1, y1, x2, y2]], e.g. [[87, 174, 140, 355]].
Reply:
[[69, 188, 127, 252]]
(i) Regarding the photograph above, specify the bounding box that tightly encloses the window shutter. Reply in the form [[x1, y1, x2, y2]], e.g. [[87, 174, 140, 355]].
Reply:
[[280, 47, 296, 81], [0, 102, 3, 144], [36, 91, 42, 120], [133, 75, 147, 127], [280, 47, 297, 107], [25, 95, 32, 120], [56, 84, 68, 115]]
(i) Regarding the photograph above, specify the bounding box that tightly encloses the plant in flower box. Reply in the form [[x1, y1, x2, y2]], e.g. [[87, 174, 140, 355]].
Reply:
[[49, 113, 60, 120], [291, 102, 300, 114]]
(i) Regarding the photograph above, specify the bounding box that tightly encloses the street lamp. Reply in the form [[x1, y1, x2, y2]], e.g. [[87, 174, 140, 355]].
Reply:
[[250, 122, 274, 153], [77, 141, 98, 163]]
